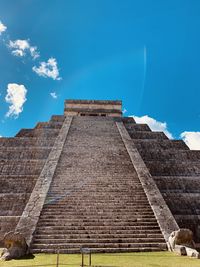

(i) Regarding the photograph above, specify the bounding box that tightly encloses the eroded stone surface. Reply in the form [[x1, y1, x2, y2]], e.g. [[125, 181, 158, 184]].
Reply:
[[168, 229, 200, 258], [116, 122, 179, 247], [15, 117, 73, 246], [0, 232, 28, 261]]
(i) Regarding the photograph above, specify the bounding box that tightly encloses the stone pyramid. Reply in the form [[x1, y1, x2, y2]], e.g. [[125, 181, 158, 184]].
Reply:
[[0, 100, 199, 253]]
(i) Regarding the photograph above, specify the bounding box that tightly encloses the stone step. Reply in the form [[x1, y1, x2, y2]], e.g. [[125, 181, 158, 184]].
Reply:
[[50, 115, 65, 122], [53, 169, 137, 175], [44, 200, 149, 205], [48, 188, 144, 193], [0, 148, 51, 160], [33, 237, 165, 244], [33, 233, 163, 239], [41, 207, 154, 211], [44, 203, 151, 207], [46, 195, 148, 199], [43, 200, 150, 205], [49, 187, 146, 191], [133, 139, 189, 150], [162, 193, 200, 215], [35, 225, 161, 231], [36, 221, 159, 227], [0, 193, 30, 216], [41, 210, 154, 216], [38, 217, 158, 223], [124, 124, 151, 132], [153, 175, 200, 193], [39, 214, 155, 219], [129, 131, 168, 140], [42, 206, 152, 211], [49, 183, 144, 187], [145, 160, 200, 176], [48, 186, 146, 191], [122, 117, 136, 124], [35, 229, 161, 236], [31, 242, 167, 250], [0, 137, 55, 147], [46, 195, 147, 199], [0, 160, 45, 176], [40, 211, 155, 217], [48, 192, 146, 196], [16, 128, 60, 138], [0, 175, 37, 193], [31, 246, 166, 254], [35, 122, 62, 129], [174, 214, 200, 220], [139, 149, 200, 161]]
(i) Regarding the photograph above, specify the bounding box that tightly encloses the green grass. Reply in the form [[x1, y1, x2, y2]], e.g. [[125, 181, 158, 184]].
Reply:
[[0, 251, 200, 267]]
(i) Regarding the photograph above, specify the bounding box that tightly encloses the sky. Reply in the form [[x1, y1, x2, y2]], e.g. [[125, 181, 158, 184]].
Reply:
[[0, 0, 200, 149]]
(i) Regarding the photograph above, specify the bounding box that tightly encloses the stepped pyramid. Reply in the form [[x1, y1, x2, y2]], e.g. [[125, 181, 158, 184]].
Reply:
[[0, 99, 200, 253]]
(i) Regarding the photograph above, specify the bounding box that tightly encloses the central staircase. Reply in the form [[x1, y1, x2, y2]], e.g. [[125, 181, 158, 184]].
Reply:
[[31, 116, 166, 253]]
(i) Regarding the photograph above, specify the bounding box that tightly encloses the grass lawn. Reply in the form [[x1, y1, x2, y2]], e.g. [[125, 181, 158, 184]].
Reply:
[[0, 251, 200, 267]]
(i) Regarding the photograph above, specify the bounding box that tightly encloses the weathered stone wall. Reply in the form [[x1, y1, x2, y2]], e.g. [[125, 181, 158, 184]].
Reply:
[[65, 99, 122, 111], [16, 128, 60, 138], [64, 99, 122, 117], [123, 119, 200, 244], [116, 121, 179, 246], [0, 115, 64, 245], [15, 116, 73, 246]]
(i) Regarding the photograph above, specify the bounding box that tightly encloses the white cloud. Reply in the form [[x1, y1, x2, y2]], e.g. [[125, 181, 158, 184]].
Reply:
[[131, 115, 173, 139], [122, 108, 127, 114], [8, 39, 40, 59], [5, 83, 27, 118], [29, 46, 40, 59], [32, 57, 61, 80], [180, 132, 200, 150], [0, 21, 7, 35], [50, 92, 58, 99]]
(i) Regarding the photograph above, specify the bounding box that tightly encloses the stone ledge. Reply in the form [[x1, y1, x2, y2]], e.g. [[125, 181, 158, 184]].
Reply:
[[65, 99, 122, 105]]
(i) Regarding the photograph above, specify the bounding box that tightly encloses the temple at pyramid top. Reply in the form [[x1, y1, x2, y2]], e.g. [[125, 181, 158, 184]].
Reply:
[[64, 99, 122, 117]]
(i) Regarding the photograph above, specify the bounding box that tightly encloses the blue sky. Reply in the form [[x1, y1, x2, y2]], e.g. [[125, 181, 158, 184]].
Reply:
[[0, 0, 200, 148]]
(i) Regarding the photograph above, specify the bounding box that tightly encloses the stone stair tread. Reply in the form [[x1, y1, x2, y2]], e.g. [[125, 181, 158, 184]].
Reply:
[[31, 242, 166, 248], [33, 237, 165, 243], [36, 228, 160, 233], [38, 218, 157, 221], [31, 246, 166, 254], [34, 233, 163, 239], [30, 116, 167, 252]]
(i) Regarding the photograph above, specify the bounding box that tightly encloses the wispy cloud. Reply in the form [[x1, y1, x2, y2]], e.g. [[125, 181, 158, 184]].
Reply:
[[122, 108, 127, 114], [5, 83, 27, 118], [180, 132, 200, 150], [131, 114, 173, 139], [8, 39, 40, 59], [33, 58, 61, 80], [0, 21, 7, 35], [50, 92, 58, 99]]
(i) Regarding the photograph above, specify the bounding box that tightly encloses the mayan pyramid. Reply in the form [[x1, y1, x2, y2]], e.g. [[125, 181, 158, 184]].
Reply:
[[0, 99, 200, 253]]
